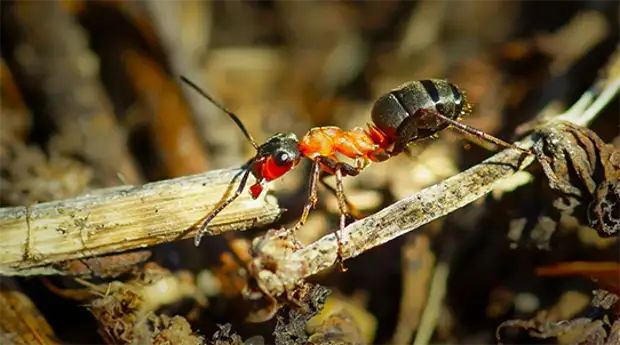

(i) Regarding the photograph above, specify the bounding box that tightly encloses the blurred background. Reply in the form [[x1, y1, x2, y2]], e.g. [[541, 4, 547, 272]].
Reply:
[[1, 0, 619, 344]]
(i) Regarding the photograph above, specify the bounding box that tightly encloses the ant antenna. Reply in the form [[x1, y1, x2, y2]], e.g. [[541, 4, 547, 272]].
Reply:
[[180, 76, 259, 149]]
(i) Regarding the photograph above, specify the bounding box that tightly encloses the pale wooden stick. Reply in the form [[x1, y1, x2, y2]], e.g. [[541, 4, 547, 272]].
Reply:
[[0, 168, 281, 276]]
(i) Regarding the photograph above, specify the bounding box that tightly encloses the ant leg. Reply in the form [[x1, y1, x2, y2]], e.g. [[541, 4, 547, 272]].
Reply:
[[333, 168, 348, 272], [430, 111, 535, 157], [318, 171, 363, 220], [292, 160, 321, 233], [316, 156, 361, 177], [315, 156, 361, 272], [194, 165, 254, 247], [390, 117, 419, 156]]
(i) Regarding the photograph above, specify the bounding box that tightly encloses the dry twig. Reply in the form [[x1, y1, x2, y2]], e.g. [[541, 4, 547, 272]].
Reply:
[[0, 168, 281, 276]]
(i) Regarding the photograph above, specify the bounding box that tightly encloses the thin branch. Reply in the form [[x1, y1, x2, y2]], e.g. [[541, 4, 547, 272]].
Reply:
[[0, 168, 281, 276], [284, 51, 620, 282]]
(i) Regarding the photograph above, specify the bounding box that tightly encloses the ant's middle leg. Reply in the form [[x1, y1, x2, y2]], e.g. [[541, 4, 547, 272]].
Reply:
[[318, 170, 363, 220], [333, 168, 348, 272], [315, 156, 361, 272], [292, 159, 321, 233], [292, 155, 360, 233]]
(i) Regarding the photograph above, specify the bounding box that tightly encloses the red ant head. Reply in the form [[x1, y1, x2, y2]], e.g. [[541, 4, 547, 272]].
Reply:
[[179, 76, 301, 199], [249, 132, 301, 198]]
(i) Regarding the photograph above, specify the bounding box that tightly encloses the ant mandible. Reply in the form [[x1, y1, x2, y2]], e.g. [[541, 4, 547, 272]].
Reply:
[[181, 77, 536, 271]]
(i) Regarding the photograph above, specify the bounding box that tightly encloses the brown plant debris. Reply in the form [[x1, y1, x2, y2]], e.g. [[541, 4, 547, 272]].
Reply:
[[208, 323, 266, 345], [122, 48, 211, 177], [0, 58, 31, 143], [86, 262, 205, 345], [537, 261, 620, 297], [51, 250, 152, 278], [306, 310, 366, 345], [496, 288, 620, 345], [274, 283, 331, 345], [0, 283, 62, 345], [211, 250, 247, 300], [242, 227, 314, 323], [531, 120, 620, 237], [145, 1, 245, 170], [42, 262, 207, 315], [8, 0, 141, 187], [0, 142, 94, 206], [307, 292, 377, 344], [209, 324, 244, 345]]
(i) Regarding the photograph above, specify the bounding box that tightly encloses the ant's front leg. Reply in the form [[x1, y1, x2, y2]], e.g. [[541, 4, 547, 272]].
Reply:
[[194, 163, 254, 246]]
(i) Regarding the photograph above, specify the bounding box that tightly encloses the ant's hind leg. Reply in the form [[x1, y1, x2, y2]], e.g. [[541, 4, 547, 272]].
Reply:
[[390, 116, 419, 156], [319, 171, 363, 220], [429, 110, 537, 157]]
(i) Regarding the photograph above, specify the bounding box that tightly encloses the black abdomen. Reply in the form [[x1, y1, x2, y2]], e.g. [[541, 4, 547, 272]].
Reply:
[[371, 79, 468, 142]]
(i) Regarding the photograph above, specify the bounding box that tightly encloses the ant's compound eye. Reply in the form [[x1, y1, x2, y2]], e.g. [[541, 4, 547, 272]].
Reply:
[[274, 151, 292, 166]]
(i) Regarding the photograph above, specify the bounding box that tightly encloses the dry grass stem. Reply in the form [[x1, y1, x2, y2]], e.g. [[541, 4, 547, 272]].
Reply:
[[391, 235, 436, 344], [0, 168, 281, 276], [412, 261, 450, 345]]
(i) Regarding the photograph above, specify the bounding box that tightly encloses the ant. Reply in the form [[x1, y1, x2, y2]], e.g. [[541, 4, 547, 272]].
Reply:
[[181, 77, 537, 271]]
